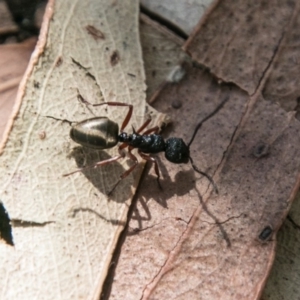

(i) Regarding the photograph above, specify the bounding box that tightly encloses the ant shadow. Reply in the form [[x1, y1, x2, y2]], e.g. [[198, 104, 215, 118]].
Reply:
[[68, 146, 132, 203], [68, 144, 231, 248], [127, 156, 197, 232], [128, 156, 231, 247], [144, 156, 195, 206], [68, 145, 196, 204], [70, 207, 126, 227], [67, 145, 197, 225], [195, 189, 231, 247]]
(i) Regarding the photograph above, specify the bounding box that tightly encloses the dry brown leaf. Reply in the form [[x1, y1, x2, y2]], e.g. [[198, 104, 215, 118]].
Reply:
[[0, 38, 37, 139], [1, 1, 300, 299], [261, 3, 300, 113], [141, 0, 213, 35], [140, 14, 187, 101], [184, 0, 297, 96], [0, 0, 165, 298], [110, 61, 300, 300], [0, 0, 18, 33], [107, 12, 300, 300], [183, 1, 300, 298]]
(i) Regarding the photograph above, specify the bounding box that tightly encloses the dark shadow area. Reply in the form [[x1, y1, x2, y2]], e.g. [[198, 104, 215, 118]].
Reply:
[[2, 0, 42, 42], [68, 146, 132, 203], [195, 189, 231, 248], [140, 4, 189, 40], [10, 219, 54, 227], [100, 49, 244, 300], [100, 200, 136, 300], [100, 157, 213, 300], [128, 156, 197, 227], [69, 144, 200, 227], [70, 207, 126, 227], [68, 142, 203, 206], [128, 173, 196, 231], [0, 202, 13, 246]]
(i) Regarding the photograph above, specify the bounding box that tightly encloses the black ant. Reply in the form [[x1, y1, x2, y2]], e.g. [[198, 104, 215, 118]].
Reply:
[[61, 97, 229, 195]]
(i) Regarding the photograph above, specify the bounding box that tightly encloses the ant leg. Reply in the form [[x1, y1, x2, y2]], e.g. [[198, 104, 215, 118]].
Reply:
[[63, 154, 124, 177], [134, 114, 161, 136], [89, 102, 133, 132], [108, 148, 138, 195], [77, 94, 133, 132], [142, 126, 159, 135], [132, 115, 160, 135], [189, 157, 219, 194], [135, 117, 152, 133], [64, 143, 129, 177], [138, 150, 162, 190], [79, 95, 154, 135], [77, 91, 92, 106], [117, 140, 130, 152]]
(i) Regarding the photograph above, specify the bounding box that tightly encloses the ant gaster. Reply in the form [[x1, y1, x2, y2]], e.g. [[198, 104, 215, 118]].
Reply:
[[63, 97, 229, 195]]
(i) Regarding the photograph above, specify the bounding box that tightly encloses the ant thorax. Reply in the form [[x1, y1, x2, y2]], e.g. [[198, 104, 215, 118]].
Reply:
[[118, 132, 166, 154]]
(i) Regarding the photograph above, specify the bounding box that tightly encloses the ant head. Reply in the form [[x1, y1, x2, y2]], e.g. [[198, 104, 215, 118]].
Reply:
[[165, 138, 189, 164]]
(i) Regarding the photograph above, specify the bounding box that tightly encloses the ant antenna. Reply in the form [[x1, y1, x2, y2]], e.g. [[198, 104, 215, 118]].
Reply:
[[187, 96, 230, 194], [187, 96, 230, 147]]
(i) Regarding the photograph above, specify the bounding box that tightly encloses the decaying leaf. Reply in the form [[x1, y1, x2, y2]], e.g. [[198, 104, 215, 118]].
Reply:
[[183, 1, 300, 298], [184, 0, 297, 96], [0, 0, 18, 34], [107, 4, 300, 300], [1, 0, 300, 299], [0, 38, 36, 139], [140, 14, 188, 101], [141, 0, 213, 35], [261, 2, 300, 113], [0, 0, 165, 298], [109, 60, 300, 299]]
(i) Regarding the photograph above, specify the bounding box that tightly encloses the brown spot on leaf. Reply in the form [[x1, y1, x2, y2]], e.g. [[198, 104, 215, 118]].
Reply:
[[110, 50, 120, 66], [85, 25, 105, 40], [33, 81, 40, 88], [110, 59, 300, 299], [55, 56, 63, 67]]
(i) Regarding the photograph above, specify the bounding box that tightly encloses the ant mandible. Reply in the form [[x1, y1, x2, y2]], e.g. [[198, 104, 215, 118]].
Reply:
[[63, 96, 229, 195]]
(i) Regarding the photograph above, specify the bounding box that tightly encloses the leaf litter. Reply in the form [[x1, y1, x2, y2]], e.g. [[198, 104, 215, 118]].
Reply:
[[0, 0, 165, 299], [0, 0, 300, 299], [108, 1, 300, 299]]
